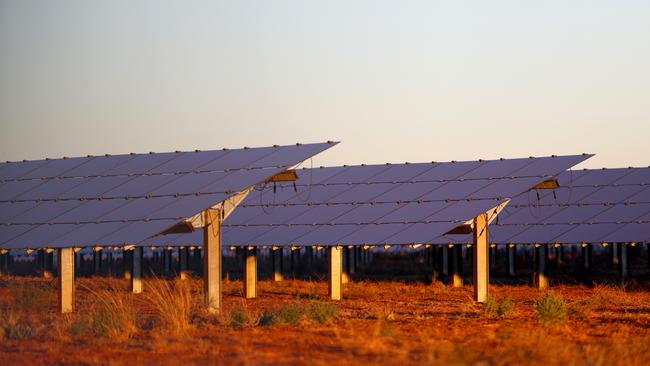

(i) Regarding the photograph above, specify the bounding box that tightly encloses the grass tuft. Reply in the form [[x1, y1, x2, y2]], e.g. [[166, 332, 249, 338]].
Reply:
[[83, 285, 138, 340], [12, 283, 52, 313], [258, 302, 306, 326], [483, 296, 515, 318], [534, 293, 568, 324], [308, 301, 339, 324], [141, 279, 194, 335], [228, 306, 252, 330]]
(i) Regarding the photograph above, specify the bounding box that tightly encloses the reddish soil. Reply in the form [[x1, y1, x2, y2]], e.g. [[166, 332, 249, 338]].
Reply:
[[1, 276, 649, 365]]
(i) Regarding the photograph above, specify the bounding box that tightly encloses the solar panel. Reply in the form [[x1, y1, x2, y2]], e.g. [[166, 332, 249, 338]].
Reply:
[[0, 142, 337, 249], [454, 167, 650, 244], [142, 154, 591, 247]]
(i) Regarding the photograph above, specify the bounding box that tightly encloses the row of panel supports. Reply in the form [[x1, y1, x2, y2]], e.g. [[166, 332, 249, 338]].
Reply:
[[45, 217, 644, 314]]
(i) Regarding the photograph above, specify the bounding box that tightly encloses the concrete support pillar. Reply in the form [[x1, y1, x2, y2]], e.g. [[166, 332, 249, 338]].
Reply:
[[535, 244, 549, 289], [328, 246, 343, 300], [355, 246, 361, 269], [451, 244, 463, 288], [74, 250, 82, 275], [342, 247, 350, 284], [348, 246, 356, 275], [0, 250, 8, 276], [178, 246, 189, 280], [131, 247, 143, 294], [611, 242, 619, 268], [123, 249, 132, 280], [581, 243, 591, 270], [192, 247, 201, 274], [291, 248, 299, 277], [58, 248, 75, 313], [620, 243, 629, 280], [163, 247, 172, 277], [43, 249, 54, 278], [489, 245, 497, 271], [507, 244, 516, 276], [107, 249, 114, 276], [93, 248, 101, 275], [272, 248, 284, 281], [305, 246, 314, 275], [244, 247, 257, 299], [442, 245, 449, 276], [472, 213, 489, 303], [203, 210, 222, 313]]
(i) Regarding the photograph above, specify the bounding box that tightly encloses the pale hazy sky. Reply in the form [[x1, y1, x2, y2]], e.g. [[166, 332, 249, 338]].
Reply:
[[1, 1, 649, 169]]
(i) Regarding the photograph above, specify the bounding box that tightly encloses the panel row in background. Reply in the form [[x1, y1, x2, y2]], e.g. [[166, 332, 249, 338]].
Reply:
[[142, 154, 590, 248]]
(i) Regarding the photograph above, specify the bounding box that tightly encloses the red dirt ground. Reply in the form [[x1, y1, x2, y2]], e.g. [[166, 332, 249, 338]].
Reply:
[[1, 276, 649, 366]]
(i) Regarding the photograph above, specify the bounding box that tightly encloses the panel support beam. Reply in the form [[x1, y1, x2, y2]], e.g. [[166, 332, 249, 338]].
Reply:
[[535, 244, 549, 289], [243, 247, 257, 299], [441, 245, 449, 276], [328, 246, 343, 300], [123, 249, 132, 280], [131, 247, 143, 294], [342, 247, 350, 284], [451, 244, 463, 288], [472, 213, 489, 303], [58, 248, 75, 313], [272, 247, 283, 281], [179, 246, 189, 280], [620, 243, 629, 280], [581, 243, 591, 270], [507, 244, 516, 276], [203, 209, 223, 313]]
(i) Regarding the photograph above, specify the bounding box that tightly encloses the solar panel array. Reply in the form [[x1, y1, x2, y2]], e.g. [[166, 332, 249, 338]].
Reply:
[[143, 154, 591, 247], [0, 142, 337, 249], [444, 167, 650, 245]]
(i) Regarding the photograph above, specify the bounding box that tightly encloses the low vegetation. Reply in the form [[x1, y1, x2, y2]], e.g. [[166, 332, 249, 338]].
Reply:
[[1, 278, 649, 365], [534, 293, 568, 324], [141, 278, 193, 335], [483, 296, 515, 318]]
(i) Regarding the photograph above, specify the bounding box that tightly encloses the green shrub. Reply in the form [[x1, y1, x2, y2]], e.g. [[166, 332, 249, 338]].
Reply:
[[12, 283, 52, 313], [483, 296, 515, 318], [309, 301, 339, 324], [81, 286, 137, 340], [274, 302, 304, 325], [71, 315, 92, 338], [535, 293, 568, 324], [1, 309, 39, 340], [228, 306, 251, 330], [258, 302, 305, 326]]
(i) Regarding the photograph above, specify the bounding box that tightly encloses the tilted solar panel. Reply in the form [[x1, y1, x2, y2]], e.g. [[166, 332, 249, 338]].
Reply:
[[447, 167, 650, 245], [142, 154, 591, 247], [0, 142, 337, 249]]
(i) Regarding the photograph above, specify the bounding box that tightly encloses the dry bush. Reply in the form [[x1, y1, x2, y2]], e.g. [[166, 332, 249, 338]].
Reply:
[[0, 282, 51, 340], [308, 301, 339, 324], [483, 296, 515, 318], [259, 302, 305, 326], [228, 306, 254, 330], [141, 278, 193, 335], [11, 282, 53, 313], [77, 284, 138, 341], [1, 308, 41, 340], [535, 293, 568, 324]]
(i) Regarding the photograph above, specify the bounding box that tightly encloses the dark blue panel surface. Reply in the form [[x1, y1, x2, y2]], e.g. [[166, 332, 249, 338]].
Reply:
[[0, 142, 336, 248]]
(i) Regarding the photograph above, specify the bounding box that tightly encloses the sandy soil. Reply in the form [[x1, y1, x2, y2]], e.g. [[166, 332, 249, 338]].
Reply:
[[1, 275, 649, 366]]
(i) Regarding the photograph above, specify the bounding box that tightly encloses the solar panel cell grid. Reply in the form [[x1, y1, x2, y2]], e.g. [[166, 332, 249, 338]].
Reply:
[[0, 142, 336, 249]]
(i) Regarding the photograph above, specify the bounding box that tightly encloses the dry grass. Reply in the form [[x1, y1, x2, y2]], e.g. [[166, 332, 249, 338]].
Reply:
[[140, 277, 194, 335], [77, 281, 138, 341], [0, 277, 649, 365]]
